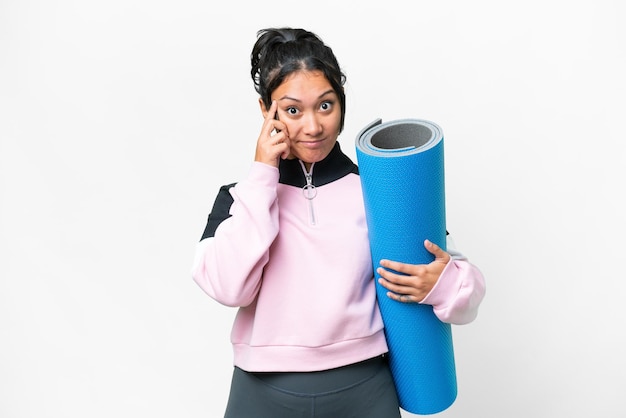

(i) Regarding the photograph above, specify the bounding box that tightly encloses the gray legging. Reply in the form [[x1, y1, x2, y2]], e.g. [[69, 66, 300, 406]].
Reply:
[[223, 355, 401, 418]]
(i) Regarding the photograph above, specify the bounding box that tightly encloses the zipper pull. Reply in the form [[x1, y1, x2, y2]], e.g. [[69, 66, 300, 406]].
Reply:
[[301, 163, 317, 200], [303, 172, 317, 200]]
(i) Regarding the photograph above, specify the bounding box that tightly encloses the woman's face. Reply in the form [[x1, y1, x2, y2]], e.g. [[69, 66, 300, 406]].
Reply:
[[261, 70, 342, 169]]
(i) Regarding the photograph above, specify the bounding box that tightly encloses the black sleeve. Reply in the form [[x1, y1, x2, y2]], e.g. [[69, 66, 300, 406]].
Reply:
[[200, 183, 236, 241]]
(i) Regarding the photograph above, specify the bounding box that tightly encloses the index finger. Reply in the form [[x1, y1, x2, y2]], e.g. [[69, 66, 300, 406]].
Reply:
[[379, 258, 415, 275], [265, 100, 286, 134], [266, 100, 278, 121]]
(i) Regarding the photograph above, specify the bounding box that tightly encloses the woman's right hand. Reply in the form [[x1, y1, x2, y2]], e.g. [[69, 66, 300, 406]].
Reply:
[[255, 100, 290, 167]]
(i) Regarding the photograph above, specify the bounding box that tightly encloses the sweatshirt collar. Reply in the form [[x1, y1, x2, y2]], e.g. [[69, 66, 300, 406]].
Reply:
[[278, 142, 358, 188]]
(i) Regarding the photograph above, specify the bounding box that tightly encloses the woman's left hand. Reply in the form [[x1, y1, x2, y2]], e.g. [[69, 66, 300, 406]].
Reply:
[[377, 239, 451, 303]]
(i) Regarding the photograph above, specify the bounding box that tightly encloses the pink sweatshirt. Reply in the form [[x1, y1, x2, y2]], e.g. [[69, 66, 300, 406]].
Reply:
[[191, 143, 485, 372]]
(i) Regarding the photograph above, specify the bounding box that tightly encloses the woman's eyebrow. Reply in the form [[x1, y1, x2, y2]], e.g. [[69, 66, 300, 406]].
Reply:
[[278, 89, 336, 102]]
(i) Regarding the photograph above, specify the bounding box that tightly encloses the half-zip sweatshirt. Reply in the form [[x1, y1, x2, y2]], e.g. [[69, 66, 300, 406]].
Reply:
[[191, 142, 485, 373]]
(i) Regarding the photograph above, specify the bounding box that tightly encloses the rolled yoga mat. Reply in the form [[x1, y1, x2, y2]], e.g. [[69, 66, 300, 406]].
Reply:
[[355, 118, 456, 415]]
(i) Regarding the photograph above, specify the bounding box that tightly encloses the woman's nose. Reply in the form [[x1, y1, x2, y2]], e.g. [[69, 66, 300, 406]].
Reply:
[[302, 112, 323, 136]]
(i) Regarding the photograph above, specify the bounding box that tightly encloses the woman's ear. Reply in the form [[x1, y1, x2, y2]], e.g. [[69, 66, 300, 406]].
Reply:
[[259, 98, 268, 118]]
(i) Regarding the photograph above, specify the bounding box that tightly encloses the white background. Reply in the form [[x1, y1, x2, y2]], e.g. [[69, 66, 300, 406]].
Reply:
[[1, 0, 625, 417]]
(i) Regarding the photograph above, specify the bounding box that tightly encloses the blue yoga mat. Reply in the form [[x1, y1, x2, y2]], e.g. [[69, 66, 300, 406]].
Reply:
[[355, 118, 456, 415]]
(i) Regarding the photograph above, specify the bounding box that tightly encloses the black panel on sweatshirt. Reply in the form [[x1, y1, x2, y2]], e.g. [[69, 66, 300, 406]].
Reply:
[[200, 183, 236, 240]]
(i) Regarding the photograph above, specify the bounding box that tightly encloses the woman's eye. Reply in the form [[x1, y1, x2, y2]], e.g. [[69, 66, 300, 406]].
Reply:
[[287, 107, 298, 115], [320, 101, 332, 111]]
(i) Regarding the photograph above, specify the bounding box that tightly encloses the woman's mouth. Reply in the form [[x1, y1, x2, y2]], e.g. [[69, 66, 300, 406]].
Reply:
[[298, 139, 325, 147]]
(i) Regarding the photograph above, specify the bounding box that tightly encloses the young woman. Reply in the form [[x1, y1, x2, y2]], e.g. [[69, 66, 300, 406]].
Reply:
[[191, 27, 486, 418]]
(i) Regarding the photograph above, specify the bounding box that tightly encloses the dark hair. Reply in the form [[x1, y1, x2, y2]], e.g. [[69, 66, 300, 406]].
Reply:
[[250, 27, 347, 132]]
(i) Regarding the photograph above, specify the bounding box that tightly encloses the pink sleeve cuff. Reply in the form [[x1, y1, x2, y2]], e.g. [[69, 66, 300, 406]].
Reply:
[[420, 259, 486, 325]]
